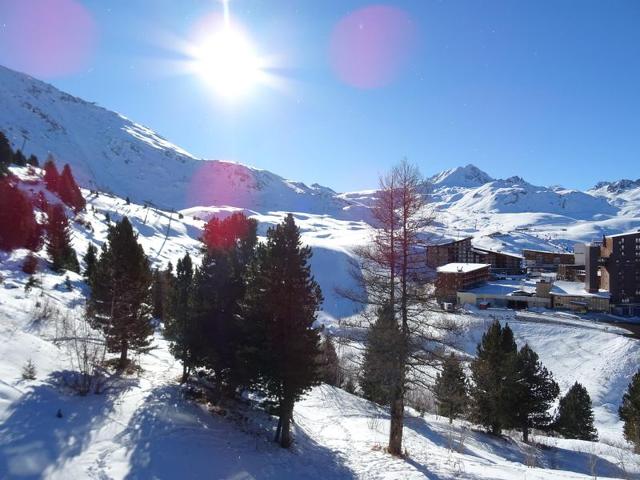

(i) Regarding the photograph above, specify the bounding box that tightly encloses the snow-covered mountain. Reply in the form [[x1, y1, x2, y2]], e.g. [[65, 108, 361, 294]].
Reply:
[[590, 178, 640, 217], [1, 63, 639, 248], [0, 65, 351, 216], [427, 165, 618, 219], [428, 163, 495, 188]]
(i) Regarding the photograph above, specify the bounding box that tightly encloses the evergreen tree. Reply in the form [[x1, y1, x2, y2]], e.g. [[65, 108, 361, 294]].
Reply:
[[360, 302, 402, 406], [12, 150, 27, 166], [0, 131, 12, 177], [58, 164, 85, 212], [318, 334, 340, 387], [434, 352, 469, 423], [0, 178, 42, 251], [83, 243, 98, 279], [243, 214, 323, 448], [164, 253, 195, 382], [555, 382, 598, 441], [514, 344, 559, 442], [619, 370, 640, 451], [151, 263, 174, 321], [43, 156, 60, 193], [191, 213, 258, 391], [470, 321, 519, 435], [26, 154, 39, 167], [88, 217, 153, 370], [45, 204, 79, 273]]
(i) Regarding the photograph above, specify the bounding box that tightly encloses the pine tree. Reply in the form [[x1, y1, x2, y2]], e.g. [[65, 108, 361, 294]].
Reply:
[[190, 213, 258, 391], [164, 253, 196, 382], [0, 131, 12, 177], [12, 150, 27, 166], [360, 302, 402, 406], [151, 263, 174, 321], [58, 164, 85, 212], [43, 156, 60, 193], [619, 370, 640, 451], [26, 154, 39, 167], [45, 204, 79, 273], [0, 178, 42, 251], [243, 214, 323, 448], [514, 344, 559, 442], [83, 243, 98, 279], [470, 320, 519, 435], [434, 352, 468, 424], [555, 382, 598, 441], [318, 334, 340, 387], [88, 217, 153, 371]]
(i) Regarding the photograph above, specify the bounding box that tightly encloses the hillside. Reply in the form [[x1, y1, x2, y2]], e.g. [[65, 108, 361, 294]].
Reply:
[[1, 174, 640, 478], [0, 65, 352, 216], [2, 64, 640, 240], [2, 64, 640, 479]]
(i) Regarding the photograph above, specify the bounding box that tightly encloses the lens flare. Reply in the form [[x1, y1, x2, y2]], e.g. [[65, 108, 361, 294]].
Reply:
[[186, 161, 256, 208], [329, 5, 416, 89], [0, 0, 96, 77]]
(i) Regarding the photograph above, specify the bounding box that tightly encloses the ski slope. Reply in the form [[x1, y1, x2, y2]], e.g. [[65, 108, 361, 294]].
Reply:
[[2, 174, 640, 479]]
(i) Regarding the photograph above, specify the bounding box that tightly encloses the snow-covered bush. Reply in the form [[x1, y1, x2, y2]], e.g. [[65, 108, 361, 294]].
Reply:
[[21, 359, 37, 380]]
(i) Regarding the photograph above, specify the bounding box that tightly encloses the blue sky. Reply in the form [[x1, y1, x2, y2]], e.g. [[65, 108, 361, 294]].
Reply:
[[2, 0, 639, 192]]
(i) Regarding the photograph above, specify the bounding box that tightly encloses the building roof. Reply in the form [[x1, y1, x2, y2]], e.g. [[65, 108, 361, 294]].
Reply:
[[437, 263, 491, 274], [551, 281, 610, 299], [471, 247, 524, 259], [431, 236, 473, 247], [461, 278, 610, 299], [522, 248, 573, 255], [461, 279, 535, 296], [606, 230, 640, 239]]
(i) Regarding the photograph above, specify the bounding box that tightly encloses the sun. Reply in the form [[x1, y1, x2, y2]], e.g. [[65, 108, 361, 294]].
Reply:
[[191, 24, 263, 99]]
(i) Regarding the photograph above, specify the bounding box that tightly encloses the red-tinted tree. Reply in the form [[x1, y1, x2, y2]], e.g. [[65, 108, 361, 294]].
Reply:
[[43, 157, 60, 193], [0, 178, 42, 251], [22, 253, 38, 274], [45, 203, 79, 273], [58, 164, 85, 212], [202, 212, 255, 251]]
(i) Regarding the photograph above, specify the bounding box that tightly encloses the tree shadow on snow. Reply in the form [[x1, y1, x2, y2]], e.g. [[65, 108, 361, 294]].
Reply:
[[121, 385, 355, 480], [0, 371, 132, 479], [537, 442, 631, 479]]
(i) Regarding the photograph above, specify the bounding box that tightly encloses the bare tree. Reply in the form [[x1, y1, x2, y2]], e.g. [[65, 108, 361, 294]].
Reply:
[[339, 159, 459, 455], [55, 311, 108, 395]]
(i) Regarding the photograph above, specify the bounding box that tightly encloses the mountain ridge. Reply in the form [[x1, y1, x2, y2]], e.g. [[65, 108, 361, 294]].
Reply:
[[1, 64, 639, 221]]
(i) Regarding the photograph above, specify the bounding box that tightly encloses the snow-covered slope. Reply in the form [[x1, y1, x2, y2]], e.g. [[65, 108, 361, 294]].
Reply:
[[2, 63, 639, 242], [426, 165, 618, 219], [2, 168, 640, 478], [0, 65, 353, 216], [590, 179, 640, 217]]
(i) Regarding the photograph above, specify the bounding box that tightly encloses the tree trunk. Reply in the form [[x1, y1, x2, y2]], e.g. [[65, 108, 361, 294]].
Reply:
[[274, 415, 282, 443], [522, 425, 529, 443], [181, 363, 189, 383], [388, 391, 404, 455], [279, 395, 295, 448], [118, 340, 128, 371]]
